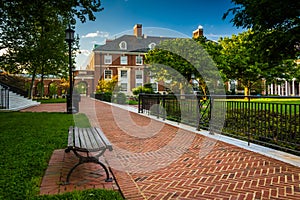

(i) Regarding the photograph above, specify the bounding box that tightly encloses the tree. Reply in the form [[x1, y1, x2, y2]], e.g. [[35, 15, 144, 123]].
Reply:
[[217, 30, 296, 95], [223, 0, 300, 62], [145, 38, 223, 96], [0, 0, 103, 97]]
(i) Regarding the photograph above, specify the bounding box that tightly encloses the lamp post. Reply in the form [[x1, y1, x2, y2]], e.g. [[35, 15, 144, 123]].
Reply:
[[65, 25, 75, 114]]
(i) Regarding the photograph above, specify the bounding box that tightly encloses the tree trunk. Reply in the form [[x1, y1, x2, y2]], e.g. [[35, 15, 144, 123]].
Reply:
[[29, 68, 37, 99]]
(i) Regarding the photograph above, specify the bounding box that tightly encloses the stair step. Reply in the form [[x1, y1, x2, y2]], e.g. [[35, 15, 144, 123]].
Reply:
[[7, 91, 40, 111]]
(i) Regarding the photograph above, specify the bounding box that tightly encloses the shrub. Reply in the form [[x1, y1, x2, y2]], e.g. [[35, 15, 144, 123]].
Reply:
[[132, 85, 154, 95], [95, 92, 112, 102], [113, 92, 127, 104]]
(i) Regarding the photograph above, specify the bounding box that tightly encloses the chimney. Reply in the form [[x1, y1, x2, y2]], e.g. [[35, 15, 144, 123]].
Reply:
[[134, 24, 142, 38], [193, 25, 203, 39]]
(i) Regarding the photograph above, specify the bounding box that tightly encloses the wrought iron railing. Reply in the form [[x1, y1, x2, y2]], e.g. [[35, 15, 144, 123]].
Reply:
[[138, 94, 300, 155], [0, 83, 9, 109]]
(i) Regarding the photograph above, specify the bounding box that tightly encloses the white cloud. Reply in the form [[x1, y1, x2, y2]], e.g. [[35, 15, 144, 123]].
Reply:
[[82, 31, 109, 38]]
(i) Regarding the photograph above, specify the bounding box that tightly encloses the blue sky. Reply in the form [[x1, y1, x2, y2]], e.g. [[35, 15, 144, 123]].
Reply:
[[75, 0, 244, 69]]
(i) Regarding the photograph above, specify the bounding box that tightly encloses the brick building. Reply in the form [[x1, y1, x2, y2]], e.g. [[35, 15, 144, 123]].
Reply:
[[75, 24, 204, 96]]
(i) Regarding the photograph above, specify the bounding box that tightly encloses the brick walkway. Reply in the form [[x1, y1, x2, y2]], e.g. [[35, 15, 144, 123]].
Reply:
[[23, 97, 300, 199]]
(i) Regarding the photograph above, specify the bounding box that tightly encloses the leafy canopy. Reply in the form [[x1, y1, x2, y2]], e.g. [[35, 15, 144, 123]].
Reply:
[[223, 0, 300, 61]]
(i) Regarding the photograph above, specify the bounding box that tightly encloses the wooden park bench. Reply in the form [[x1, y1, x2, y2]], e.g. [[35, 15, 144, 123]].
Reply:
[[64, 126, 113, 184]]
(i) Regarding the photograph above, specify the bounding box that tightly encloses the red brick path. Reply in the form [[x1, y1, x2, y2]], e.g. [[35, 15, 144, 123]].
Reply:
[[39, 149, 118, 195], [23, 97, 300, 199]]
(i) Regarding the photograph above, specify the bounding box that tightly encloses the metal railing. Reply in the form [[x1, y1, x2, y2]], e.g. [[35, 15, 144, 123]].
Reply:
[[138, 94, 300, 155], [0, 83, 9, 109]]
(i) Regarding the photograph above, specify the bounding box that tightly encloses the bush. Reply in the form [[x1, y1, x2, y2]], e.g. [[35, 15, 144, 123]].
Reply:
[[132, 85, 154, 95], [95, 92, 112, 102], [113, 92, 127, 104]]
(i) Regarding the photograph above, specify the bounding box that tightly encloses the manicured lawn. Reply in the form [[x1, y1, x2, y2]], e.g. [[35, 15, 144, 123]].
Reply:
[[0, 112, 123, 200], [36, 98, 67, 104]]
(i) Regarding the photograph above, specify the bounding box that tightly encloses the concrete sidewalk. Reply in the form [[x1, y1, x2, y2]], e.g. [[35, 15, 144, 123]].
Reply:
[[24, 97, 300, 199]]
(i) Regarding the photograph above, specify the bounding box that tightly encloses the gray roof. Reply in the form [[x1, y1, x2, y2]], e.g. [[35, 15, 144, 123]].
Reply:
[[93, 35, 175, 53]]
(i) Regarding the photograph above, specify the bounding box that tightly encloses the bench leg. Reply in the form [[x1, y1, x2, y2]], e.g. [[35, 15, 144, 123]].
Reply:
[[65, 162, 82, 184], [64, 151, 113, 184], [96, 160, 113, 182]]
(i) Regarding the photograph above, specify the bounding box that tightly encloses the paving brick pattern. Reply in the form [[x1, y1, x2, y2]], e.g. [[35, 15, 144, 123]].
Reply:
[[80, 98, 300, 200], [24, 98, 300, 199], [39, 149, 118, 195]]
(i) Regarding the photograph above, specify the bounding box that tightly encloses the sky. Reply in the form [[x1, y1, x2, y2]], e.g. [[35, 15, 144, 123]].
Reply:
[[74, 0, 244, 69]]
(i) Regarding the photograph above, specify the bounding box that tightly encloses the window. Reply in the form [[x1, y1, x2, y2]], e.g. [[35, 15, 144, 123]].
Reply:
[[120, 56, 128, 65], [104, 70, 112, 79], [149, 43, 156, 50], [119, 41, 127, 50], [120, 70, 127, 78], [136, 70, 143, 80], [136, 83, 143, 87], [104, 55, 112, 64], [136, 55, 143, 65], [120, 83, 127, 91], [135, 70, 143, 87]]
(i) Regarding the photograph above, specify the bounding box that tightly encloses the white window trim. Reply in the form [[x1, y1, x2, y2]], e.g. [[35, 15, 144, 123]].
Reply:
[[135, 70, 143, 87], [149, 42, 156, 50], [119, 41, 127, 50], [104, 55, 112, 64], [120, 83, 128, 92], [120, 56, 128, 65], [120, 70, 128, 79], [118, 68, 131, 93], [104, 69, 112, 80], [136, 55, 143, 65]]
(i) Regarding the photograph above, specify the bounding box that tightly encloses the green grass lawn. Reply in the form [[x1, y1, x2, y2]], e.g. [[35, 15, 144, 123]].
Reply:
[[36, 98, 67, 104], [0, 112, 123, 200]]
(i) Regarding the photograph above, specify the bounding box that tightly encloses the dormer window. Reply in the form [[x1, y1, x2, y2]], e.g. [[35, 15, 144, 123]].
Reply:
[[119, 41, 127, 50], [149, 43, 156, 50]]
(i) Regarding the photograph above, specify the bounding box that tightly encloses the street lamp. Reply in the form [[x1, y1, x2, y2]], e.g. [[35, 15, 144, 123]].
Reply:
[[65, 25, 75, 114]]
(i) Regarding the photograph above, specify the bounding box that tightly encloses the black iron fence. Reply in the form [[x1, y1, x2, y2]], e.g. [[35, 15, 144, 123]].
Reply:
[[138, 94, 300, 155], [0, 83, 9, 109]]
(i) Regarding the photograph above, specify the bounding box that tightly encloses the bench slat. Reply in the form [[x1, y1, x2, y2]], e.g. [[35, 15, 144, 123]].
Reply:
[[95, 128, 113, 151], [67, 126, 112, 152], [67, 126, 74, 147], [80, 128, 89, 149], [90, 127, 106, 151], [74, 127, 81, 148], [82, 128, 91, 149], [82, 128, 97, 150]]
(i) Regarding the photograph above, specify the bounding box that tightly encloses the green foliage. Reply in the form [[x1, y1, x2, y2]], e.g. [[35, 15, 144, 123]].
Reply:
[[95, 92, 112, 102], [145, 38, 221, 95], [224, 0, 300, 61], [216, 30, 296, 95], [74, 82, 87, 95], [132, 85, 154, 95], [0, 1, 104, 98], [37, 98, 67, 104], [49, 82, 58, 97], [96, 76, 118, 93], [113, 93, 127, 104]]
